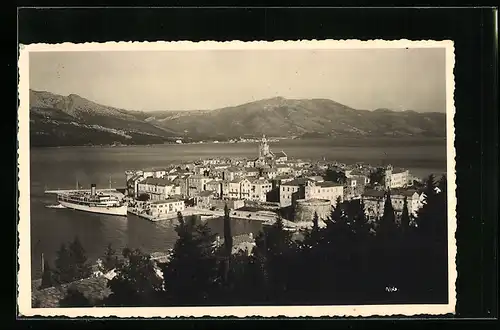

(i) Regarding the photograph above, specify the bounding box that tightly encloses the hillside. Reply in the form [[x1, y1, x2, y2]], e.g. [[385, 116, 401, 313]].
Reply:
[[28, 90, 446, 147], [148, 96, 446, 140], [29, 90, 179, 147]]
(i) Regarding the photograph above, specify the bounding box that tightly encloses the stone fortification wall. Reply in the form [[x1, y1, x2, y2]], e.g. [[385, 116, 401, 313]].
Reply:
[[294, 198, 331, 223]]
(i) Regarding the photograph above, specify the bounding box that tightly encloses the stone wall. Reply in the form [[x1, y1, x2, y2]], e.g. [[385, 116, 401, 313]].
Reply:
[[293, 198, 331, 223]]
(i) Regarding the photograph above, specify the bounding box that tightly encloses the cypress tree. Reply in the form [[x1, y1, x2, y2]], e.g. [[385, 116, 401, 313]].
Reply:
[[222, 203, 233, 286], [378, 189, 396, 238], [223, 203, 233, 257], [40, 259, 54, 289], [401, 196, 411, 234]]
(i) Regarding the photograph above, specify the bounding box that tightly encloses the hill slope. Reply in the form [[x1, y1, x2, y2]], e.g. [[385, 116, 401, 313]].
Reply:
[[149, 96, 446, 139], [28, 91, 446, 147], [29, 90, 179, 147]]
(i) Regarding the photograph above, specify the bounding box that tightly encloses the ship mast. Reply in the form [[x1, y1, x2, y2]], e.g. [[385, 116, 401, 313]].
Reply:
[[109, 176, 112, 189]]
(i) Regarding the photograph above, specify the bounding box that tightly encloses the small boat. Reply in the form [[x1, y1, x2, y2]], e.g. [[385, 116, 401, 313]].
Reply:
[[56, 184, 127, 216]]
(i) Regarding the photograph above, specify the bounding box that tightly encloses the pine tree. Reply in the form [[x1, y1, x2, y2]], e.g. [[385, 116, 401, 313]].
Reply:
[[54, 243, 73, 284], [105, 248, 163, 307], [40, 260, 54, 289], [412, 174, 449, 301], [253, 215, 295, 302], [349, 199, 370, 238], [102, 243, 118, 272], [69, 236, 92, 281], [161, 212, 219, 304]]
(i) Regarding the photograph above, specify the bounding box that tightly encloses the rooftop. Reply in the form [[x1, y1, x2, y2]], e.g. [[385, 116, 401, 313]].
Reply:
[[393, 168, 409, 174], [199, 190, 215, 197], [250, 178, 270, 185], [282, 178, 315, 187], [275, 151, 287, 157], [363, 189, 386, 198], [151, 198, 184, 204], [316, 181, 343, 188], [140, 177, 175, 186]]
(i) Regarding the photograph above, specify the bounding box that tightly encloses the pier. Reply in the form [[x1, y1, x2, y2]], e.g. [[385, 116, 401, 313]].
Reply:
[[44, 189, 122, 195], [128, 206, 297, 228]]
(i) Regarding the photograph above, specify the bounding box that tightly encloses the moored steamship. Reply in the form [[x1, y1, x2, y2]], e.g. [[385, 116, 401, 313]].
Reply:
[[56, 184, 128, 216]]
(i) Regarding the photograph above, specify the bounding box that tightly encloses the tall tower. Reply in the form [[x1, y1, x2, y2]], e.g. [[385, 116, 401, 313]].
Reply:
[[259, 134, 270, 158], [384, 165, 393, 189]]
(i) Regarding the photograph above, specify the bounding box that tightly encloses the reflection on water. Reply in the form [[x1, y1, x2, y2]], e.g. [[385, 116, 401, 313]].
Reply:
[[29, 141, 446, 279]]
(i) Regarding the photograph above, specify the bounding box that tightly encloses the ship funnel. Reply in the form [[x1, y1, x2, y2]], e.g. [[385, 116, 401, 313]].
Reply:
[[91, 184, 96, 196]]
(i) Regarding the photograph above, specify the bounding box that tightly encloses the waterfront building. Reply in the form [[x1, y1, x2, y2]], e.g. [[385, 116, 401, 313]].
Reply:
[[148, 199, 185, 218], [172, 175, 190, 198], [196, 190, 215, 208], [137, 178, 179, 201], [280, 178, 344, 207], [243, 167, 260, 178], [187, 174, 212, 197], [205, 179, 222, 198], [279, 178, 315, 207], [125, 170, 145, 197], [384, 165, 411, 189], [304, 180, 344, 207], [362, 188, 423, 222], [226, 177, 252, 200], [249, 178, 273, 202]]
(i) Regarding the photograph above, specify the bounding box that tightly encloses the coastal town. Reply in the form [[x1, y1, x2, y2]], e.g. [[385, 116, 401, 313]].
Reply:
[[124, 135, 426, 230]]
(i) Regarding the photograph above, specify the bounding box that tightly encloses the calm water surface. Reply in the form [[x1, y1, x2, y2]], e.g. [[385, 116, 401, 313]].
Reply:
[[29, 139, 447, 279]]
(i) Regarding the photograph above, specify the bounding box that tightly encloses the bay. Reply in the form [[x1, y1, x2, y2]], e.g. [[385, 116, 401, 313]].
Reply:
[[29, 138, 447, 279]]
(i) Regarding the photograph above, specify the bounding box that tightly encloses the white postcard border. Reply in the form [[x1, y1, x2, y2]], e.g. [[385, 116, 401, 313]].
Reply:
[[17, 39, 457, 318]]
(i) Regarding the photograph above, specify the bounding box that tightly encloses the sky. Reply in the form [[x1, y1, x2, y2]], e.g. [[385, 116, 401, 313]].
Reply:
[[29, 48, 447, 112]]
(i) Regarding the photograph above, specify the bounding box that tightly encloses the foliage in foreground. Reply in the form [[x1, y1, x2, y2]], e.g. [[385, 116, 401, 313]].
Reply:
[[57, 175, 448, 307]]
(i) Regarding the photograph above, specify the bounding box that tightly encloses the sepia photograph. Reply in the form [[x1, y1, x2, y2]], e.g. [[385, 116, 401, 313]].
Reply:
[[17, 40, 456, 317]]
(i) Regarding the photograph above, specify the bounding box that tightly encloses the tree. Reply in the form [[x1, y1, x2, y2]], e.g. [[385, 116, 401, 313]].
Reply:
[[40, 260, 55, 289], [69, 236, 92, 281], [102, 243, 118, 272], [348, 199, 370, 238], [325, 169, 347, 184], [400, 196, 411, 234], [59, 285, 91, 307], [378, 190, 397, 238], [105, 248, 163, 307], [312, 211, 319, 232], [222, 203, 233, 284], [161, 212, 220, 305], [252, 215, 297, 302], [54, 243, 73, 284], [369, 168, 385, 186], [411, 174, 449, 302]]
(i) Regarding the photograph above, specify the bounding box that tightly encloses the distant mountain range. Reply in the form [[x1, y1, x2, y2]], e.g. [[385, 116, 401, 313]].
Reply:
[[28, 90, 446, 147]]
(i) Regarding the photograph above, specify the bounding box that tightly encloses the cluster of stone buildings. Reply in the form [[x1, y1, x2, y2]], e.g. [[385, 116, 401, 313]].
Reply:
[[125, 135, 422, 223]]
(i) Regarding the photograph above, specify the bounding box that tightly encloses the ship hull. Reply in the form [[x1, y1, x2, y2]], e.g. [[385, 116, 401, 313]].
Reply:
[[59, 201, 128, 216]]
